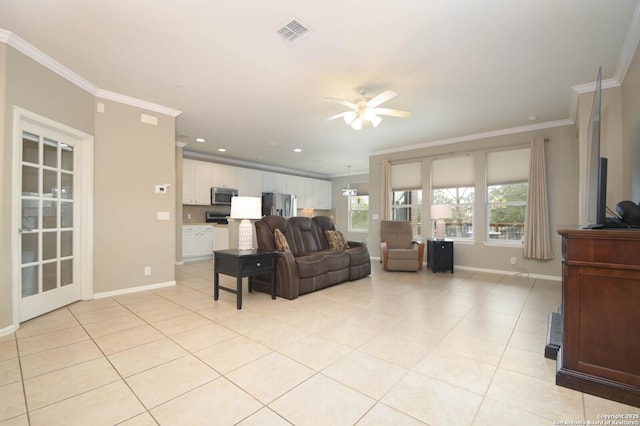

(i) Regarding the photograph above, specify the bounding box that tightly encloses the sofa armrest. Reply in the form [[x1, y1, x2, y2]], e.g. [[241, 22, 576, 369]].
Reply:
[[274, 250, 300, 299]]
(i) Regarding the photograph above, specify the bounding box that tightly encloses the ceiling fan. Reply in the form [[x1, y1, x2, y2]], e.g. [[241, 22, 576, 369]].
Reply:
[[326, 89, 411, 130]]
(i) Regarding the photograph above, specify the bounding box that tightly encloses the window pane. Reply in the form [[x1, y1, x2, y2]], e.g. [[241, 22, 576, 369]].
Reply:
[[22, 265, 39, 297], [487, 183, 527, 242], [61, 144, 74, 171], [22, 132, 40, 164], [488, 183, 528, 203], [391, 190, 422, 237], [43, 262, 57, 292], [432, 187, 474, 240], [43, 138, 58, 168], [22, 233, 39, 264], [43, 231, 57, 261], [22, 165, 39, 196], [43, 169, 57, 198], [349, 195, 369, 231], [22, 199, 39, 230], [61, 172, 73, 199], [61, 259, 73, 286]]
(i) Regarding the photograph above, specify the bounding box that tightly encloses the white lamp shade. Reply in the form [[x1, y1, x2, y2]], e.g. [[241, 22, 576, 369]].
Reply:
[[230, 196, 262, 219], [430, 204, 452, 219]]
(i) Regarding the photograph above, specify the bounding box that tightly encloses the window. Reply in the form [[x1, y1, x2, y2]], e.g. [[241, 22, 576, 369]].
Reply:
[[391, 190, 422, 236], [432, 187, 474, 239], [431, 156, 474, 240], [348, 195, 369, 232], [486, 148, 530, 243]]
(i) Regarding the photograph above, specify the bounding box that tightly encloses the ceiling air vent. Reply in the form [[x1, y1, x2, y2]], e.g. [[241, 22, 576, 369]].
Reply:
[[276, 19, 309, 42]]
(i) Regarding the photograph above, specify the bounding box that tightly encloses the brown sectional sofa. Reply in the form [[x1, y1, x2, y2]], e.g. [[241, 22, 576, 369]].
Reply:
[[252, 215, 371, 299]]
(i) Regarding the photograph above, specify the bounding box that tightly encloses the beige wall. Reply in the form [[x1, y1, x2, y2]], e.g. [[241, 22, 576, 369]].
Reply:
[[1, 46, 95, 329], [622, 44, 640, 201], [93, 100, 176, 293], [366, 125, 579, 278], [1, 45, 176, 330]]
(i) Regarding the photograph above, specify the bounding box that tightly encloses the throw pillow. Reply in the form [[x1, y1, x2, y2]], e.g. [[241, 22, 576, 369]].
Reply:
[[325, 230, 349, 250], [274, 228, 290, 252]]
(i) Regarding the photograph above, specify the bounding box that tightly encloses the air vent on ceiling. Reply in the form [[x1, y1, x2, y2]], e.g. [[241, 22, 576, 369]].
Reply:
[[276, 19, 309, 42]]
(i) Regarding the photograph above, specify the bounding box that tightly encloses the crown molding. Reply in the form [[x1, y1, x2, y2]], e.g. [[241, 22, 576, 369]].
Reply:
[[183, 150, 329, 180], [1, 28, 182, 118], [96, 89, 182, 117], [371, 119, 574, 157], [1, 29, 98, 94]]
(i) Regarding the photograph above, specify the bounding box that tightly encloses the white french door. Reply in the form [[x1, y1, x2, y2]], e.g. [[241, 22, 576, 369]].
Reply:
[[15, 110, 92, 322]]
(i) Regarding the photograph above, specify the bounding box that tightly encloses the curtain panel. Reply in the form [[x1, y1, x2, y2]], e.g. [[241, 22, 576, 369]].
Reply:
[[524, 136, 554, 260]]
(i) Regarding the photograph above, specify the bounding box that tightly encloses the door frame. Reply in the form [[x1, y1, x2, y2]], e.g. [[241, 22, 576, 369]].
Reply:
[[11, 106, 94, 326]]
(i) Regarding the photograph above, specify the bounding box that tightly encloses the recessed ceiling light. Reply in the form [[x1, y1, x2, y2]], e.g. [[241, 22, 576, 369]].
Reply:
[[196, 138, 205, 143], [294, 148, 302, 153], [218, 148, 226, 152]]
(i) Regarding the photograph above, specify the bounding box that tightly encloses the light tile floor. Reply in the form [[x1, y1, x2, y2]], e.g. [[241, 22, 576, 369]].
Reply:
[[1, 260, 638, 425]]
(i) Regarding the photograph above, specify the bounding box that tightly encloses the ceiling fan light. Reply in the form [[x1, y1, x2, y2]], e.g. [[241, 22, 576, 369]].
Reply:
[[363, 108, 377, 121], [351, 118, 363, 130], [370, 115, 382, 127], [343, 111, 356, 125]]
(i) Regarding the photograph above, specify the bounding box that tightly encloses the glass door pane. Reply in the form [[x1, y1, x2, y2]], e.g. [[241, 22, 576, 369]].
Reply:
[[20, 128, 76, 300]]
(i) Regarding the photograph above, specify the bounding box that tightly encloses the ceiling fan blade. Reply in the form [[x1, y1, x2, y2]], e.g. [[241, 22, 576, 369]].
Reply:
[[325, 97, 358, 110], [366, 90, 397, 108], [374, 108, 411, 118], [327, 112, 350, 120]]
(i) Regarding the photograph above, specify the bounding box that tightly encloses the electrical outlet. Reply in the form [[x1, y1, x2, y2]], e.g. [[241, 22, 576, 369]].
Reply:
[[144, 266, 151, 276], [510, 257, 517, 266]]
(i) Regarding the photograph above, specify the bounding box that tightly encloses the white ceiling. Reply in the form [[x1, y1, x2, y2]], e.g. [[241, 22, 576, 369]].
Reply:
[[1, 1, 639, 178]]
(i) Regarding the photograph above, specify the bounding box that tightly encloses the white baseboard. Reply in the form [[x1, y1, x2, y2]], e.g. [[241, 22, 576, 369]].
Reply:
[[0, 324, 19, 337], [372, 255, 561, 281], [93, 280, 176, 299]]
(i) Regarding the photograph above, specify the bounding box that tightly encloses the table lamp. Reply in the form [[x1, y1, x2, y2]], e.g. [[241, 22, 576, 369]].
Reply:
[[230, 196, 262, 250], [431, 204, 452, 241]]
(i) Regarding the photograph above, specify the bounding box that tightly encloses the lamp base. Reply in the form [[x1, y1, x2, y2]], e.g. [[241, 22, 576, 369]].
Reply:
[[435, 219, 446, 241], [237, 219, 254, 250]]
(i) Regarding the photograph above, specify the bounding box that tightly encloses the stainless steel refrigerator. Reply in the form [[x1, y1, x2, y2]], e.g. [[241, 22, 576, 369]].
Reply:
[[262, 192, 296, 217]]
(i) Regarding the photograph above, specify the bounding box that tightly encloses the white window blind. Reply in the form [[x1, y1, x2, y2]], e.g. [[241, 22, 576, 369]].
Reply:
[[391, 162, 421, 190], [487, 148, 531, 184], [432, 156, 474, 188]]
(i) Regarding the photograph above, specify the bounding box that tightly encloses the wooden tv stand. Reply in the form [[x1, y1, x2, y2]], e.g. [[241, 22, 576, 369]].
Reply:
[[556, 227, 640, 407]]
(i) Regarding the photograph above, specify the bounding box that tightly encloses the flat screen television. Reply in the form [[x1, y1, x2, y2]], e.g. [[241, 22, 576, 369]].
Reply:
[[582, 67, 608, 229]]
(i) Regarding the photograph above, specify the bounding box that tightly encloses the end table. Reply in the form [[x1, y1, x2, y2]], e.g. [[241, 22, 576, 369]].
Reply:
[[213, 249, 278, 309]]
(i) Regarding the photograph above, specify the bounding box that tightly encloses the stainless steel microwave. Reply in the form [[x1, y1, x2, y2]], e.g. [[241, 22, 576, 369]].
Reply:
[[211, 187, 238, 205]]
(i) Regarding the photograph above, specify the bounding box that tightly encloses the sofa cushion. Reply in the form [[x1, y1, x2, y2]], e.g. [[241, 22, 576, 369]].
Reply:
[[274, 228, 290, 252], [387, 248, 418, 260], [295, 254, 328, 278], [318, 250, 350, 271], [325, 230, 349, 250]]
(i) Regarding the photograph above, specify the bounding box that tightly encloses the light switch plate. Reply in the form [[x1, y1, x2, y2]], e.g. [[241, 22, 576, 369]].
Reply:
[[157, 211, 170, 220]]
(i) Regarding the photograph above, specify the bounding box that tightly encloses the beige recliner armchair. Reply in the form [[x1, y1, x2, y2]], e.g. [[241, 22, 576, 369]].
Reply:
[[380, 220, 425, 271]]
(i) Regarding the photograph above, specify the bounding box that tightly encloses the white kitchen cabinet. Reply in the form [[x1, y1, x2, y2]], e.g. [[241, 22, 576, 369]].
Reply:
[[182, 225, 215, 260], [262, 171, 287, 193], [194, 162, 214, 204], [182, 159, 197, 204], [237, 168, 263, 196]]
